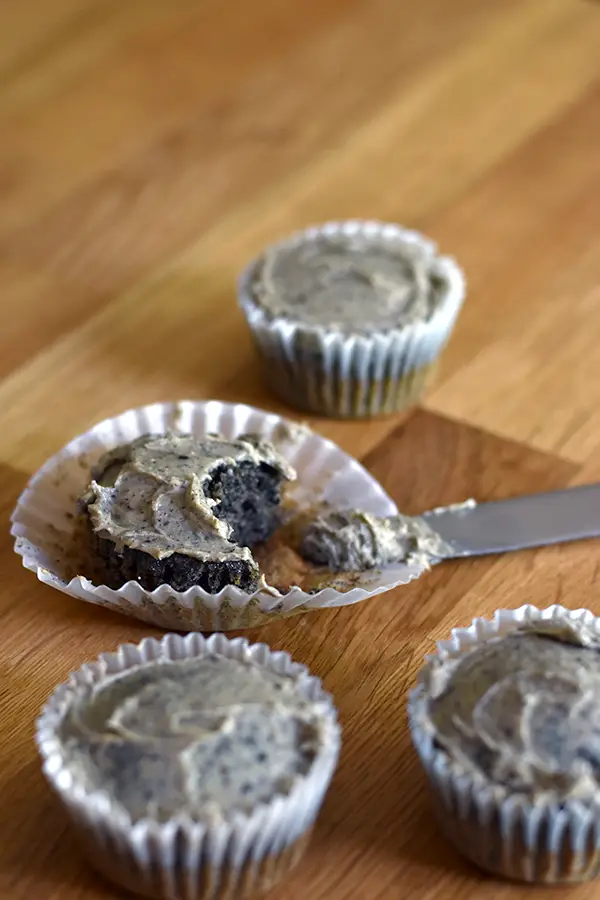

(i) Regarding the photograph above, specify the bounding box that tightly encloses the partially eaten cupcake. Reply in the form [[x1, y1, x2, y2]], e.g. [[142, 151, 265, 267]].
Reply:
[[12, 399, 428, 632], [80, 432, 295, 593]]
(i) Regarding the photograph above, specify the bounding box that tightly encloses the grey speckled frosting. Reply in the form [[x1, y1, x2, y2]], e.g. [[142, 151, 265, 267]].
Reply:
[[56, 655, 326, 823], [299, 509, 456, 572], [419, 621, 600, 800], [250, 232, 449, 336], [82, 432, 295, 562]]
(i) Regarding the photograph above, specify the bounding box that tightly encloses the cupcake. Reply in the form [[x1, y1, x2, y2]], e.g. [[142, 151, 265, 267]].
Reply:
[[80, 431, 295, 593], [408, 605, 600, 883], [238, 220, 465, 418], [36, 632, 341, 900]]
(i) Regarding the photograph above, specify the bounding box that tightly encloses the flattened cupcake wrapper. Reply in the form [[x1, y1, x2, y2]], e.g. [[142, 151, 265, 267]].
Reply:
[[237, 220, 466, 418], [36, 631, 341, 900], [11, 400, 428, 632], [408, 604, 600, 884]]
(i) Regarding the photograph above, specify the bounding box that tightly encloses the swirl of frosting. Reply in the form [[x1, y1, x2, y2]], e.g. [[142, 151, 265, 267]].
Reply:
[[422, 624, 600, 799], [57, 656, 325, 823], [250, 232, 450, 335], [82, 432, 294, 562]]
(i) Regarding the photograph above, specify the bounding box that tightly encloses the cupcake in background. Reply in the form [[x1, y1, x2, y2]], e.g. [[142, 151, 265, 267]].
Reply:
[[237, 220, 465, 418], [408, 605, 600, 884], [36, 632, 341, 900]]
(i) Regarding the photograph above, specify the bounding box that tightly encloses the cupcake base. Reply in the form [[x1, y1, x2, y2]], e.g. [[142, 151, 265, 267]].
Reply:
[[431, 788, 600, 884], [92, 529, 260, 594], [80, 820, 313, 900], [259, 350, 438, 419]]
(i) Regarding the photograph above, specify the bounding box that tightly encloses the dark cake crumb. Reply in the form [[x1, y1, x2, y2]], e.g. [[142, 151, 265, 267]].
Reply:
[[91, 529, 259, 593], [205, 460, 285, 547]]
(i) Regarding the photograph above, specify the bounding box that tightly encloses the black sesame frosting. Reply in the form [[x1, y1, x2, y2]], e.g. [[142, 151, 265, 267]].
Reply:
[[249, 231, 451, 336], [55, 654, 330, 823], [418, 620, 600, 799]]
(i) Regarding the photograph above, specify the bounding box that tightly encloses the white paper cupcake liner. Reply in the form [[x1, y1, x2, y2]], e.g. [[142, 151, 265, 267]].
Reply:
[[237, 220, 466, 418], [408, 604, 600, 883], [11, 400, 427, 631], [36, 631, 341, 900]]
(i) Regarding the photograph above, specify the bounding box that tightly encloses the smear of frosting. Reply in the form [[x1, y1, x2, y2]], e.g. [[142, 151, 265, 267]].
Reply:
[[299, 509, 454, 572]]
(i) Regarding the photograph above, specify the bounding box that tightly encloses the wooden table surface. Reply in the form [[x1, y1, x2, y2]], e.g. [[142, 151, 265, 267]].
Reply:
[[2, 1, 600, 898]]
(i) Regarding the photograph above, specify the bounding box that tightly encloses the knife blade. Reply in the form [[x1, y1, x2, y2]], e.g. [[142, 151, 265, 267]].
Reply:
[[422, 483, 600, 558]]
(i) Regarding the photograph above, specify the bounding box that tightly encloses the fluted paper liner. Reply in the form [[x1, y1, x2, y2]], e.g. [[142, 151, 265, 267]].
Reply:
[[238, 220, 466, 418], [11, 400, 427, 631], [408, 604, 600, 883], [36, 631, 341, 900]]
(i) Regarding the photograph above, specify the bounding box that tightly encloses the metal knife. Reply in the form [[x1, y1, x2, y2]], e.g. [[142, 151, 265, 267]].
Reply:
[[300, 484, 600, 571], [422, 483, 600, 558]]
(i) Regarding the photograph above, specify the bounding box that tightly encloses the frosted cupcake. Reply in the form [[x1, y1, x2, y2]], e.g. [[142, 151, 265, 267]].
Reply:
[[408, 606, 600, 884], [238, 220, 465, 418], [80, 431, 295, 593], [36, 632, 341, 900]]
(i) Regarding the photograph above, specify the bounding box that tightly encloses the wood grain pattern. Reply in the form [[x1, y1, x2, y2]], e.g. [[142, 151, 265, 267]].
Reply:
[[1, 1, 600, 898]]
